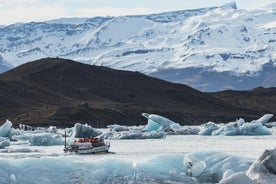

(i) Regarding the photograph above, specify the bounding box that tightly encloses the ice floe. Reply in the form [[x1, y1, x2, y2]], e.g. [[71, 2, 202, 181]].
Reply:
[[200, 114, 274, 136]]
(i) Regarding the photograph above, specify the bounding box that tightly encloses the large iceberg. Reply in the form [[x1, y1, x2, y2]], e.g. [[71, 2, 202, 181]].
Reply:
[[70, 123, 102, 138], [142, 113, 199, 135], [0, 151, 255, 184], [200, 114, 273, 136], [219, 148, 276, 184], [0, 120, 12, 137]]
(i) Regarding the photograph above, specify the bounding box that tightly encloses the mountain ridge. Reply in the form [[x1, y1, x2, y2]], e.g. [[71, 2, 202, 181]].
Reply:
[[0, 2, 275, 91], [0, 58, 275, 127]]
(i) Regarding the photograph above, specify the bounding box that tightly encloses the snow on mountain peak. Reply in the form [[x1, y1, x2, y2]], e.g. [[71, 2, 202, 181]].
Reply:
[[0, 2, 275, 91]]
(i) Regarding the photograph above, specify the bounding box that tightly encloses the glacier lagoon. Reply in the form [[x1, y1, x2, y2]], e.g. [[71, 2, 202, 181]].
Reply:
[[0, 128, 275, 183], [0, 114, 275, 184]]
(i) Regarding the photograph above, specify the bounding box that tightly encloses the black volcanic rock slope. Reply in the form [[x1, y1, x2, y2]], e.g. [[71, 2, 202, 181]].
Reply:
[[0, 58, 275, 127]]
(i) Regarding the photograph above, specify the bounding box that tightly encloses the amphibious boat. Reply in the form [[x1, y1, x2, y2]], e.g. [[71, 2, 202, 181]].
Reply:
[[64, 132, 110, 154]]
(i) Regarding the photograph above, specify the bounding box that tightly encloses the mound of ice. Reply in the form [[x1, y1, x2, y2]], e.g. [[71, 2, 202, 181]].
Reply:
[[219, 147, 276, 184], [183, 151, 253, 183], [0, 157, 134, 184], [199, 122, 219, 135], [0, 137, 10, 149], [0, 151, 252, 183], [142, 113, 199, 135], [12, 131, 64, 146], [0, 120, 12, 137], [101, 128, 166, 139], [201, 114, 273, 136], [0, 148, 40, 153], [70, 123, 102, 138], [247, 148, 276, 184], [143, 113, 176, 131], [136, 154, 195, 183]]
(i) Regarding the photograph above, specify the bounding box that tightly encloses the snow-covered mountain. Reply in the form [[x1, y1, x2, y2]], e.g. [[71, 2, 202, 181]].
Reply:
[[0, 2, 275, 91]]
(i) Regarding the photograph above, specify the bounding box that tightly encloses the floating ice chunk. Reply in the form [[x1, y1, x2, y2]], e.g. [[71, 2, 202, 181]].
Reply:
[[0, 120, 12, 137], [185, 151, 253, 183], [136, 154, 194, 183], [0, 157, 134, 184], [210, 115, 273, 136], [143, 119, 161, 131], [142, 113, 175, 131], [254, 114, 273, 125], [0, 137, 10, 149], [247, 148, 276, 184], [199, 122, 219, 135], [169, 126, 200, 135], [212, 122, 240, 136], [107, 124, 130, 132], [184, 154, 206, 177], [47, 126, 58, 133], [101, 129, 165, 139], [219, 172, 255, 184], [12, 132, 63, 146], [70, 123, 102, 138], [0, 148, 40, 153], [239, 122, 271, 135]]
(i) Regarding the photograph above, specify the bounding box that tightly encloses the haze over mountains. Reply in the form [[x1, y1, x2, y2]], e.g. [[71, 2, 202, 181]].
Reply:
[[0, 58, 275, 127], [0, 2, 275, 91]]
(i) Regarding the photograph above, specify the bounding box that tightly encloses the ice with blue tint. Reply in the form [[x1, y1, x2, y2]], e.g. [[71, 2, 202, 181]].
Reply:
[[220, 148, 276, 184], [142, 113, 176, 131], [254, 114, 274, 125], [199, 114, 273, 136], [0, 137, 10, 149], [0, 157, 135, 184], [0, 151, 257, 184], [142, 113, 199, 135], [101, 125, 166, 139], [0, 120, 12, 137], [70, 123, 102, 138], [199, 122, 219, 135], [12, 131, 64, 146]]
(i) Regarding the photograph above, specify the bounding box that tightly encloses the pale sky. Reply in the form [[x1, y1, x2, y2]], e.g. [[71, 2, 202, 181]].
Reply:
[[0, 0, 272, 25]]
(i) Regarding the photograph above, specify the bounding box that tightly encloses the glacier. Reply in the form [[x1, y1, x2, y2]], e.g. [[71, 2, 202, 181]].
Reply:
[[0, 2, 275, 91]]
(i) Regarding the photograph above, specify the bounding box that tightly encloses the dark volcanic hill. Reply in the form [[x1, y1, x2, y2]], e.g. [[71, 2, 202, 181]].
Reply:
[[0, 58, 275, 127]]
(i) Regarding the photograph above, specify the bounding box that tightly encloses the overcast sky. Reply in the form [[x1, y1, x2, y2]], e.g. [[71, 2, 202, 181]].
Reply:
[[0, 0, 272, 25]]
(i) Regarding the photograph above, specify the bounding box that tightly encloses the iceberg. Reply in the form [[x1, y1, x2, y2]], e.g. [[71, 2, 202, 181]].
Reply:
[[0, 137, 10, 149], [0, 151, 254, 184], [200, 114, 273, 136], [199, 122, 219, 135], [142, 113, 199, 135], [101, 125, 166, 139], [70, 123, 102, 138], [219, 147, 276, 184], [12, 131, 64, 146], [0, 120, 12, 137]]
